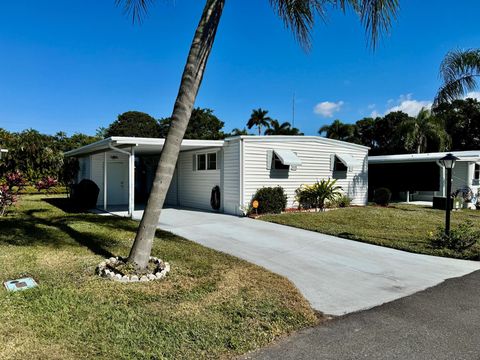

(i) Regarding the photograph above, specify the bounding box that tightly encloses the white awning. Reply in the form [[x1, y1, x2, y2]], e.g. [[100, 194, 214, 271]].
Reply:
[[335, 153, 363, 169], [273, 149, 302, 166]]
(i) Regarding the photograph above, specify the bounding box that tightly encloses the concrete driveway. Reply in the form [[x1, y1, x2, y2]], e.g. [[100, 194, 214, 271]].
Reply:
[[132, 208, 480, 316]]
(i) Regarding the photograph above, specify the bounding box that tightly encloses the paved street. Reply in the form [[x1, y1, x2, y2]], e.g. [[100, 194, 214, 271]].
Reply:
[[245, 270, 480, 360]]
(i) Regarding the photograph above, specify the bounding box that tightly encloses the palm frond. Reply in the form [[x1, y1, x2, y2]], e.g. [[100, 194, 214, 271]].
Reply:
[[115, 0, 154, 23], [268, 0, 327, 50], [337, 0, 399, 48], [434, 49, 480, 106]]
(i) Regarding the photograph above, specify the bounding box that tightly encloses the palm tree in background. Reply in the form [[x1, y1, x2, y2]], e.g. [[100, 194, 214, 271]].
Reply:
[[434, 49, 480, 106], [319, 119, 355, 142], [264, 120, 303, 135], [117, 0, 400, 271], [247, 108, 272, 135], [230, 128, 249, 136], [402, 108, 449, 153]]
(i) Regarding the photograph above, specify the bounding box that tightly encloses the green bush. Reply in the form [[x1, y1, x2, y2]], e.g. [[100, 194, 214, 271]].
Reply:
[[295, 179, 343, 211], [430, 220, 480, 252], [373, 187, 391, 206], [327, 194, 352, 208], [251, 186, 287, 215]]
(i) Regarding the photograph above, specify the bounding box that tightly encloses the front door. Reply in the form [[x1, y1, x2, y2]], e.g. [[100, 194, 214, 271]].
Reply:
[[107, 162, 128, 205]]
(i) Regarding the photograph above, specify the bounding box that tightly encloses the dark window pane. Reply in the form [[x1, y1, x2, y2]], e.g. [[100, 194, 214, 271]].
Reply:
[[207, 153, 217, 170], [197, 154, 206, 170]]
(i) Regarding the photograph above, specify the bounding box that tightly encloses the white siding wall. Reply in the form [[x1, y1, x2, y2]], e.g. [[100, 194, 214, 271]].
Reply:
[[452, 161, 469, 191], [90, 151, 129, 207], [242, 139, 368, 209], [177, 149, 222, 211], [222, 139, 241, 215]]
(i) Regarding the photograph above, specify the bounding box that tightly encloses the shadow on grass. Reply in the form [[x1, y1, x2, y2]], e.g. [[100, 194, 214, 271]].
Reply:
[[0, 208, 116, 258]]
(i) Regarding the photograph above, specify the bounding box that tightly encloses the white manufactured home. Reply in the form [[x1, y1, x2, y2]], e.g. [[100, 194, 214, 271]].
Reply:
[[65, 136, 369, 216], [369, 151, 480, 202]]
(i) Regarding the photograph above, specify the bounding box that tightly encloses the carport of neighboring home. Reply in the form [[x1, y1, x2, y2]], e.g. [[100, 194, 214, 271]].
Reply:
[[65, 135, 370, 217]]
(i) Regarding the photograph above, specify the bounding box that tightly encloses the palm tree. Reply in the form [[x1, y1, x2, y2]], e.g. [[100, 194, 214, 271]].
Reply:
[[247, 108, 272, 135], [319, 119, 355, 141], [264, 120, 303, 135], [401, 108, 449, 153], [434, 49, 480, 106], [118, 0, 400, 271], [230, 128, 249, 136]]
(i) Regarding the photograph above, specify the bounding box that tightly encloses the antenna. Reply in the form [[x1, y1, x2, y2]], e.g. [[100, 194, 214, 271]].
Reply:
[[292, 92, 296, 127]]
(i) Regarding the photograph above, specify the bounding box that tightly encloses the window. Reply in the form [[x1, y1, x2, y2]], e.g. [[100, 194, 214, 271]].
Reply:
[[333, 157, 348, 172], [197, 152, 217, 171], [273, 153, 290, 170], [207, 153, 217, 170], [197, 154, 206, 171], [475, 164, 480, 180]]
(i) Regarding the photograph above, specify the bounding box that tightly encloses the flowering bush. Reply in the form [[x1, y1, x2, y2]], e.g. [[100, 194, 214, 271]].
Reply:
[[0, 184, 18, 216], [35, 176, 58, 193], [5, 170, 26, 190], [0, 171, 26, 216]]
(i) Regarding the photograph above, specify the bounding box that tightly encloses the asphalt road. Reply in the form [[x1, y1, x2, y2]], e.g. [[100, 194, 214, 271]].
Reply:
[[244, 270, 480, 360]]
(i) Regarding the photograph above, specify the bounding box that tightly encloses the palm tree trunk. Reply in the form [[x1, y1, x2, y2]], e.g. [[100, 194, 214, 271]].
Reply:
[[128, 0, 225, 270]]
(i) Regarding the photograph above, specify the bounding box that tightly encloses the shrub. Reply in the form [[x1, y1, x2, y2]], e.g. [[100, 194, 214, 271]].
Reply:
[[0, 184, 17, 216], [327, 194, 352, 208], [5, 170, 26, 190], [430, 220, 480, 252], [295, 179, 343, 211], [373, 187, 391, 206], [251, 186, 287, 215], [35, 176, 58, 194]]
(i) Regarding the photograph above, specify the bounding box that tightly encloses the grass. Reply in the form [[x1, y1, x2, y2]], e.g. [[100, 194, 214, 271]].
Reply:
[[0, 195, 317, 360], [261, 204, 480, 260]]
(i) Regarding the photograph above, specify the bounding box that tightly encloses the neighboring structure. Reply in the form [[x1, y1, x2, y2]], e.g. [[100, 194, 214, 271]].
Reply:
[[369, 151, 480, 202], [65, 136, 369, 217], [0, 148, 7, 160]]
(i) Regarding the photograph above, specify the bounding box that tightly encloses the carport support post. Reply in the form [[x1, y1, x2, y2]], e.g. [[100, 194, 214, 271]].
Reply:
[[103, 152, 107, 211], [445, 167, 452, 236], [128, 147, 135, 218]]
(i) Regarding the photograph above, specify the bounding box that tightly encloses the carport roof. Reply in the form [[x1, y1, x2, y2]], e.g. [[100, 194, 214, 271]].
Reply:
[[64, 137, 224, 157], [369, 150, 480, 164]]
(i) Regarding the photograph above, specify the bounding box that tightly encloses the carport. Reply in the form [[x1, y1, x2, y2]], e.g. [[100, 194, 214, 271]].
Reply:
[[65, 137, 223, 217]]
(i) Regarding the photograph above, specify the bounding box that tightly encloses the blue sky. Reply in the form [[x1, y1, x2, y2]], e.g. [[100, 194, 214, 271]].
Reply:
[[0, 1, 479, 136]]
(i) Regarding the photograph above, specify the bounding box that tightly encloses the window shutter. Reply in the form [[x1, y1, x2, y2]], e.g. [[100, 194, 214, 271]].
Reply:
[[267, 150, 273, 170], [217, 150, 222, 170], [330, 154, 335, 172], [193, 154, 197, 171]]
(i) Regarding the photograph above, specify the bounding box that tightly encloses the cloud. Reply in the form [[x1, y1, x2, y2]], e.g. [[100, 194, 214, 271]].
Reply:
[[385, 94, 432, 117], [314, 101, 344, 117], [465, 91, 480, 101], [370, 110, 381, 118]]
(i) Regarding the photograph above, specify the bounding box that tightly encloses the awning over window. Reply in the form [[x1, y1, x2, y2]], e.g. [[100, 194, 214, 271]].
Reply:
[[273, 149, 302, 166], [334, 153, 363, 170]]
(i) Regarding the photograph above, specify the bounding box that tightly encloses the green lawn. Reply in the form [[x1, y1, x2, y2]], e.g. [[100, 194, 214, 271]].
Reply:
[[0, 195, 317, 360], [261, 205, 480, 260]]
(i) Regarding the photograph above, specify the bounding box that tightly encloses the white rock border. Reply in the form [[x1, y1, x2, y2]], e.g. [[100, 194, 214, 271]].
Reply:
[[96, 256, 170, 283]]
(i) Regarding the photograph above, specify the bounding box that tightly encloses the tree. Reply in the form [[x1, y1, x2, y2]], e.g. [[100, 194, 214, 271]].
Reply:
[[264, 120, 303, 135], [319, 119, 355, 142], [158, 108, 226, 140], [105, 111, 161, 138], [401, 108, 449, 153], [230, 128, 250, 136], [434, 49, 480, 106], [433, 98, 480, 150], [353, 117, 377, 148], [247, 108, 272, 136], [372, 111, 410, 155], [118, 0, 400, 271]]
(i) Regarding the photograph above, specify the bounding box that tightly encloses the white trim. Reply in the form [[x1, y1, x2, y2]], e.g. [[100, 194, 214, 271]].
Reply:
[[240, 138, 245, 214], [128, 147, 135, 217]]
